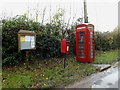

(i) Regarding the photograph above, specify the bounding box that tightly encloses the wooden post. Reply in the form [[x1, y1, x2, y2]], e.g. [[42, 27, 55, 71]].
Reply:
[[25, 51, 30, 68]]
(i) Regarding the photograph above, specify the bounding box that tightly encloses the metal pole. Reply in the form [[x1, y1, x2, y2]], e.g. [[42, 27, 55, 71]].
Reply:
[[64, 53, 66, 69]]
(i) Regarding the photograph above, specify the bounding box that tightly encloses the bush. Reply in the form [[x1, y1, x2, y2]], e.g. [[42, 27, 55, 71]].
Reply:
[[2, 18, 25, 65], [95, 31, 118, 51], [2, 15, 61, 65], [34, 35, 61, 59], [2, 15, 45, 65], [2, 15, 118, 66], [67, 32, 76, 55]]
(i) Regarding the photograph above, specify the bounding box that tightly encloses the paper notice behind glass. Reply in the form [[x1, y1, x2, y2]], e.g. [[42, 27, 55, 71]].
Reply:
[[31, 36, 35, 42], [25, 35, 30, 41], [31, 41, 35, 48], [30, 36, 35, 48], [20, 36, 25, 41]]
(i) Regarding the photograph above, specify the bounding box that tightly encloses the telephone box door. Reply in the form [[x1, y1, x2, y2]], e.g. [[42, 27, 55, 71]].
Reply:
[[76, 24, 87, 62], [88, 24, 95, 62]]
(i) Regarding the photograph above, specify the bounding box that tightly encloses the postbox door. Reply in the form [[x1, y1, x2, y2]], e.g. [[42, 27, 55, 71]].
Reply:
[[66, 40, 70, 53], [61, 40, 66, 53]]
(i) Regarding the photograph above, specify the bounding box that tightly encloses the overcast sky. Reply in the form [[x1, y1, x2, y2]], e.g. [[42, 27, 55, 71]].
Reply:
[[0, 0, 119, 32]]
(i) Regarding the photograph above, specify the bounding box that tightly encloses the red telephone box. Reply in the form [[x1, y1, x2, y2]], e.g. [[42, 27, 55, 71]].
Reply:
[[61, 40, 70, 53], [76, 24, 95, 62]]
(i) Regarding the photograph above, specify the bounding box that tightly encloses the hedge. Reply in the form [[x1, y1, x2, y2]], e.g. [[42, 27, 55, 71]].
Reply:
[[2, 15, 119, 66]]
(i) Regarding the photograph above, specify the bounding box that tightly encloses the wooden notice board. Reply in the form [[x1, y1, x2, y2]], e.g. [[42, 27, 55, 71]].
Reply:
[[18, 30, 36, 51]]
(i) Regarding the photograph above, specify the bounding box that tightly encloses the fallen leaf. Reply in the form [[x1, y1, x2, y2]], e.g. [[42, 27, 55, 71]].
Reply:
[[19, 68, 22, 70], [2, 83, 5, 85]]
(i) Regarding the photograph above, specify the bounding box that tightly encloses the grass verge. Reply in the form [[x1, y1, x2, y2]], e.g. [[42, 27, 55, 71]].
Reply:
[[93, 49, 119, 64], [2, 55, 99, 88], [2, 49, 119, 88]]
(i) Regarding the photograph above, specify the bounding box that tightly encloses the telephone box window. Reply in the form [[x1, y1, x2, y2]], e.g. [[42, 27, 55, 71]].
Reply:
[[79, 42, 84, 44], [90, 39, 93, 41], [79, 46, 84, 48], [91, 49, 93, 51], [80, 56, 85, 58], [90, 35, 93, 38], [90, 32, 93, 34], [91, 46, 93, 48], [79, 49, 84, 51], [79, 38, 84, 41], [79, 32, 84, 34], [79, 35, 84, 38], [90, 56, 93, 58]]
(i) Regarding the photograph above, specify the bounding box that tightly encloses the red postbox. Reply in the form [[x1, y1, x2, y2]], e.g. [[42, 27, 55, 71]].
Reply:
[[61, 40, 70, 53], [76, 24, 95, 62]]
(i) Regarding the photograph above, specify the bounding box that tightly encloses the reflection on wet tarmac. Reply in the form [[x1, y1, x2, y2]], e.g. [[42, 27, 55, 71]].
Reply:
[[92, 66, 118, 88]]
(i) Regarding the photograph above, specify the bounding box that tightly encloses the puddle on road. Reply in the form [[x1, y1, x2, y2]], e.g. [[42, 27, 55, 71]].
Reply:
[[92, 67, 118, 88]]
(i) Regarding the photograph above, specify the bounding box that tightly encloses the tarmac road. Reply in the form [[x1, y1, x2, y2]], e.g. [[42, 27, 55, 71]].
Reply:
[[65, 62, 120, 89], [92, 65, 119, 89]]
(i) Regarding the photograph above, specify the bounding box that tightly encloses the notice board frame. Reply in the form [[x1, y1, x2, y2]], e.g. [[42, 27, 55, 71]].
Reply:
[[18, 30, 36, 51]]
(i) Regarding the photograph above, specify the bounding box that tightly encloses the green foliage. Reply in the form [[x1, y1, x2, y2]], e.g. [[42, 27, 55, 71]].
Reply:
[[35, 35, 61, 59], [2, 15, 62, 65], [2, 16, 27, 65], [2, 55, 99, 88], [2, 12, 119, 66], [67, 32, 76, 55], [93, 49, 119, 64], [95, 31, 118, 51]]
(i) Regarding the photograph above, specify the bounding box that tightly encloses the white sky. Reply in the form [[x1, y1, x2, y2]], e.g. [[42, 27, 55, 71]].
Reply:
[[0, 0, 119, 32]]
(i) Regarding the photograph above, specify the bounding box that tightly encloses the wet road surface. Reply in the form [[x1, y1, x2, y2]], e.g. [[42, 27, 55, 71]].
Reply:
[[92, 66, 119, 88], [65, 62, 120, 89]]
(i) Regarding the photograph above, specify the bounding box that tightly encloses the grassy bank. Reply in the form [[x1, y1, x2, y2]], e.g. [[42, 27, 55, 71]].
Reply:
[[2, 49, 119, 88], [2, 55, 98, 88], [93, 49, 119, 64]]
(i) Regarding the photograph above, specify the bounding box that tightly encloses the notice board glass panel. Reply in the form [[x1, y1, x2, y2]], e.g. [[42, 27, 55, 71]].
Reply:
[[20, 35, 35, 50]]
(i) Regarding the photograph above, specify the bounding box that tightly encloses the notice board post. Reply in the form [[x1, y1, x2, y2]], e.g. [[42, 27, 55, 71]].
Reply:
[[18, 30, 36, 68]]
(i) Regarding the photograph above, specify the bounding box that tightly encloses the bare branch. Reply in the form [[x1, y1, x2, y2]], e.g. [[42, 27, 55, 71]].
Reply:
[[49, 2, 51, 23], [72, 12, 76, 25], [42, 7, 46, 25]]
